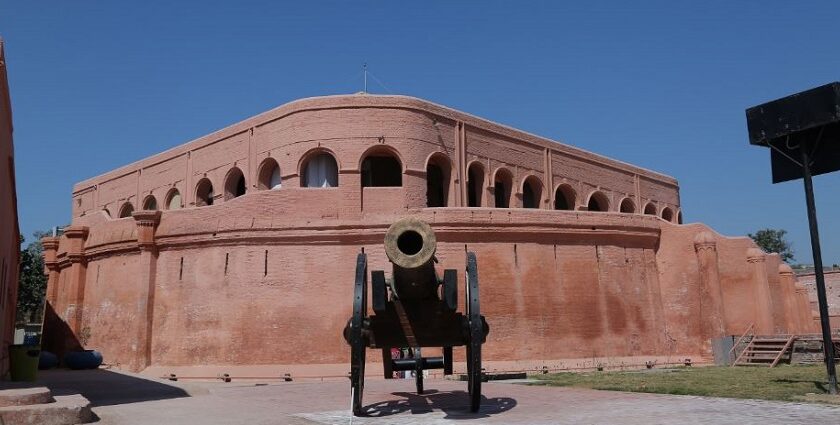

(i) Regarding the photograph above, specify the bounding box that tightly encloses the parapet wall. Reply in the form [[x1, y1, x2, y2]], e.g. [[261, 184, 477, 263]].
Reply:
[[41, 191, 814, 374]]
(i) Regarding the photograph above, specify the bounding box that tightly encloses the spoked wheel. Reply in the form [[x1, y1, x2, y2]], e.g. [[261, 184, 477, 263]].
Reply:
[[350, 252, 368, 416], [465, 252, 482, 413]]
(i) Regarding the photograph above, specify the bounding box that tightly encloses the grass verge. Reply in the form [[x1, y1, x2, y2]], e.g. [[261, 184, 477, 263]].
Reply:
[[531, 365, 840, 404]]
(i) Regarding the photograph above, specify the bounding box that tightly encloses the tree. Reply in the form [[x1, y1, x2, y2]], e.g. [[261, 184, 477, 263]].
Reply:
[[17, 231, 50, 323], [748, 228, 794, 263]]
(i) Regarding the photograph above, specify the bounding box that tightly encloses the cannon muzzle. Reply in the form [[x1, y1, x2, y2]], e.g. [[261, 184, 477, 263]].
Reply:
[[384, 217, 436, 269], [384, 217, 438, 299]]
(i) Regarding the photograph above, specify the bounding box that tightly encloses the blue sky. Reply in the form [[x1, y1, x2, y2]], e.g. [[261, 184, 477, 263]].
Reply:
[[2, 1, 839, 264]]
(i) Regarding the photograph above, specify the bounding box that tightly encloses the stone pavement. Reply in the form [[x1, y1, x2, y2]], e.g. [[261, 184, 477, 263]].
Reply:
[[20, 369, 840, 424]]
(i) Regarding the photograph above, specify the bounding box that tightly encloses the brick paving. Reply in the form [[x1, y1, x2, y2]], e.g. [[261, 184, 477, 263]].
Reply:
[[79, 372, 840, 425]]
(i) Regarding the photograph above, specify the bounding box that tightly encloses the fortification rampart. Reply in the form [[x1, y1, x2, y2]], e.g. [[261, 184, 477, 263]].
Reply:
[[41, 95, 812, 376]]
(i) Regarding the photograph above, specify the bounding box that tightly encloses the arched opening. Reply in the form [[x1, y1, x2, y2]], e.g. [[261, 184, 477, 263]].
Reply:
[[165, 188, 182, 210], [426, 154, 451, 207], [620, 198, 635, 213], [522, 176, 543, 209], [643, 202, 657, 215], [493, 168, 513, 208], [301, 151, 338, 188], [142, 195, 157, 211], [258, 158, 282, 190], [587, 191, 609, 212], [118, 202, 134, 218], [224, 167, 246, 201], [195, 178, 214, 206], [361, 151, 402, 187], [467, 162, 485, 207], [554, 184, 576, 210], [661, 207, 674, 222], [677, 211, 683, 224]]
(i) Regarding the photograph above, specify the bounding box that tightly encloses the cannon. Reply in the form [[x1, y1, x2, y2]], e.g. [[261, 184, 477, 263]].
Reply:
[[343, 217, 489, 416]]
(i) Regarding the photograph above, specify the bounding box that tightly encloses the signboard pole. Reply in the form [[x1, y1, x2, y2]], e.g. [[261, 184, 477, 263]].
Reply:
[[800, 139, 838, 394]]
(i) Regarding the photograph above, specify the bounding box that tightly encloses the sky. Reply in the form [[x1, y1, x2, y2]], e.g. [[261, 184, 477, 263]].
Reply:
[[2, 1, 840, 264]]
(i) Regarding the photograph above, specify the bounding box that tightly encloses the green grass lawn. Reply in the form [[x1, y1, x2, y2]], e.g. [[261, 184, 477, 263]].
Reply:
[[531, 365, 839, 403]]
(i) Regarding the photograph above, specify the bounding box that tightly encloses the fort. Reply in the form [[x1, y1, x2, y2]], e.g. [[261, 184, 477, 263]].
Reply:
[[41, 94, 815, 377]]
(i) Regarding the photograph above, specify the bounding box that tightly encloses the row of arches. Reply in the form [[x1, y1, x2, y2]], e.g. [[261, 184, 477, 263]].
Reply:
[[112, 158, 285, 215], [445, 160, 679, 222], [108, 146, 681, 223], [461, 161, 609, 211], [112, 188, 182, 217]]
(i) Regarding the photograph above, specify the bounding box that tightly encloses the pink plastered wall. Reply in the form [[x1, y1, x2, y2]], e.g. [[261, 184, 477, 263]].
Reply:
[[0, 38, 20, 378]]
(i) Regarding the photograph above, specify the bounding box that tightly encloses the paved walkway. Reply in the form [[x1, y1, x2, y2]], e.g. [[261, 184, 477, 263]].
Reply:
[[22, 369, 840, 424]]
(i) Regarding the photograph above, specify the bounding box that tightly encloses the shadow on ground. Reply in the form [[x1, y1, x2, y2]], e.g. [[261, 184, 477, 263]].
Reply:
[[361, 389, 516, 419], [3, 368, 190, 407]]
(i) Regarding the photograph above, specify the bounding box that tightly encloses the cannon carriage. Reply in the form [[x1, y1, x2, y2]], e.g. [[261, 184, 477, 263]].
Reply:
[[343, 217, 489, 416]]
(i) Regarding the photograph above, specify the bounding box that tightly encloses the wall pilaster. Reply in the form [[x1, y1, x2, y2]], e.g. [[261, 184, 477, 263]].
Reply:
[[544, 148, 553, 210], [132, 210, 161, 371], [747, 248, 775, 334], [794, 282, 815, 332], [41, 236, 60, 305], [693, 232, 726, 339], [777, 263, 798, 334], [62, 226, 89, 337]]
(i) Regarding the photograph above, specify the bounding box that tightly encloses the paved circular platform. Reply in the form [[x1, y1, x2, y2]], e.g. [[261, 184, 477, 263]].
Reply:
[[77, 372, 840, 425]]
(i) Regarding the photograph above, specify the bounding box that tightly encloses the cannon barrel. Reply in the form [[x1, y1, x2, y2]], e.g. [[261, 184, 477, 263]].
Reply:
[[383, 217, 438, 300]]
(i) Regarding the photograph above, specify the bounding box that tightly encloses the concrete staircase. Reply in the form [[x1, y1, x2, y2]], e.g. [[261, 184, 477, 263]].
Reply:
[[733, 335, 796, 367], [0, 387, 92, 425]]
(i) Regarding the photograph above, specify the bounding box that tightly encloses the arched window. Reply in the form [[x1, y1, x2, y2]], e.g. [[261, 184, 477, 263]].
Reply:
[[224, 167, 246, 201], [118, 202, 134, 218], [142, 195, 158, 211], [494, 168, 513, 208], [165, 188, 182, 210], [258, 158, 282, 190], [302, 152, 338, 188], [426, 153, 451, 207], [619, 198, 635, 213], [677, 211, 683, 224], [361, 151, 402, 187], [467, 162, 485, 207], [522, 176, 543, 209], [643, 202, 656, 215], [195, 178, 214, 206], [587, 191, 609, 212], [554, 184, 576, 210], [661, 207, 674, 222]]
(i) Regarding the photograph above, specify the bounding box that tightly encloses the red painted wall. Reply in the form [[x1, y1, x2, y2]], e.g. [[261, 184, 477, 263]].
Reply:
[[0, 38, 21, 378]]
